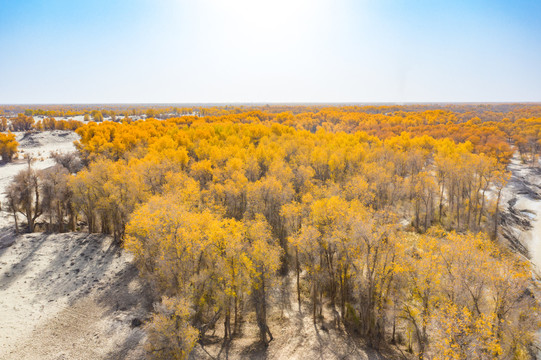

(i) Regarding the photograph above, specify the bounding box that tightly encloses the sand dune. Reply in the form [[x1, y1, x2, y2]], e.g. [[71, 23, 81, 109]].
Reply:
[[0, 131, 151, 359], [0, 232, 151, 359]]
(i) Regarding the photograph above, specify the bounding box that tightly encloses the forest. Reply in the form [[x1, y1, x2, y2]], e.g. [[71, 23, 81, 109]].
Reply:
[[2, 104, 541, 359]]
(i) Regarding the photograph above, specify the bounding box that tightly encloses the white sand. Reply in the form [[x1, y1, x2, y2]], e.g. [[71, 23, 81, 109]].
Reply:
[[0, 232, 149, 359], [0, 130, 150, 359], [502, 155, 541, 270], [514, 197, 541, 268]]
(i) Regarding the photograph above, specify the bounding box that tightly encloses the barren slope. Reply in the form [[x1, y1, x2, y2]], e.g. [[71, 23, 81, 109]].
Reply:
[[0, 232, 151, 360]]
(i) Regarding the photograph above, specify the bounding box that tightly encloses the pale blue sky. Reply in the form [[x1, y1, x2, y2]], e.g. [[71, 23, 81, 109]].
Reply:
[[0, 0, 540, 103]]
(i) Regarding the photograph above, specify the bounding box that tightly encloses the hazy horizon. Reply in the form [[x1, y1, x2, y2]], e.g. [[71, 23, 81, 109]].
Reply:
[[1, 0, 540, 103], [4, 102, 541, 107]]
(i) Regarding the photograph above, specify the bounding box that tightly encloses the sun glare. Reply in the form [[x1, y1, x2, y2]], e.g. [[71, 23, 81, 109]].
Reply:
[[196, 0, 327, 48]]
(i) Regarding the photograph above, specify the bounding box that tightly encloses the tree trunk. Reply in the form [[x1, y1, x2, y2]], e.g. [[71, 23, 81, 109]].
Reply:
[[12, 207, 19, 234], [224, 302, 231, 340], [296, 249, 301, 310], [493, 189, 502, 239], [254, 276, 272, 345]]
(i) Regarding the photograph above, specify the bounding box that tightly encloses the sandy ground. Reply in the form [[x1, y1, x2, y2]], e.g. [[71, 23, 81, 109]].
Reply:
[[192, 276, 396, 360], [500, 155, 541, 269], [515, 196, 541, 267], [500, 155, 541, 356], [0, 233, 150, 360]]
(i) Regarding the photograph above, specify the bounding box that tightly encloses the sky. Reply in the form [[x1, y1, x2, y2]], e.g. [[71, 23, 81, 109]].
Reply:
[[0, 0, 540, 104]]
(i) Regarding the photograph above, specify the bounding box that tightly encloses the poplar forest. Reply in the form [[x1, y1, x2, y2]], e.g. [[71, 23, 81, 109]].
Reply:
[[2, 104, 541, 359]]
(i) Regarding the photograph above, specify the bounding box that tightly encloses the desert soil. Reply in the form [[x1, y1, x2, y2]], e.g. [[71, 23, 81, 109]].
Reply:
[[0, 233, 150, 360], [500, 155, 541, 270]]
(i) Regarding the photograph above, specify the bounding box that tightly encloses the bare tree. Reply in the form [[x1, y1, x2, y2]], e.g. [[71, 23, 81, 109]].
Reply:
[[6, 165, 42, 232], [40, 165, 72, 232], [51, 151, 83, 173]]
